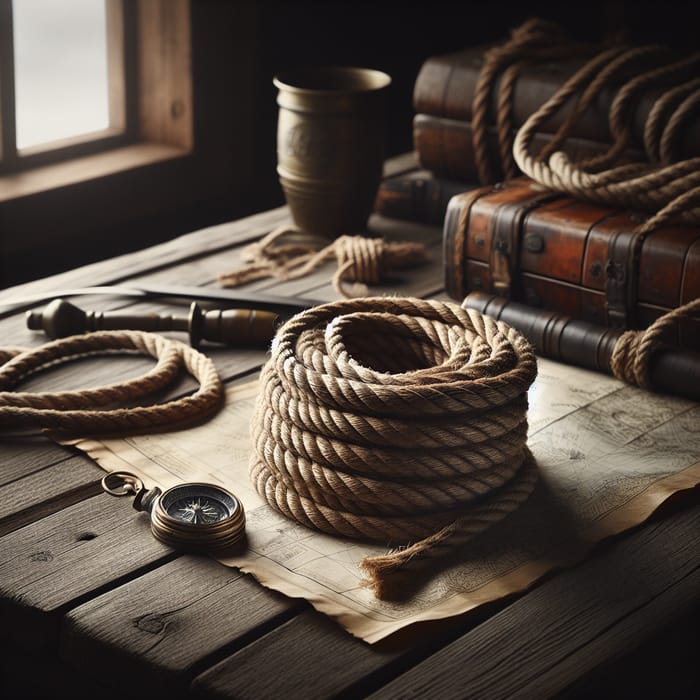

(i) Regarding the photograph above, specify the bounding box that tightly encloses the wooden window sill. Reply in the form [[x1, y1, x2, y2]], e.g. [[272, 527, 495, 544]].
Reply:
[[0, 142, 190, 203]]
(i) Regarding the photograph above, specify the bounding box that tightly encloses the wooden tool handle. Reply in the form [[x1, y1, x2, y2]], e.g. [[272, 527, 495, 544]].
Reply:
[[26, 299, 279, 348]]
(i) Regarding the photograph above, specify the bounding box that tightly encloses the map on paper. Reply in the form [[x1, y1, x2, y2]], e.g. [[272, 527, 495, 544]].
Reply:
[[68, 358, 700, 643]]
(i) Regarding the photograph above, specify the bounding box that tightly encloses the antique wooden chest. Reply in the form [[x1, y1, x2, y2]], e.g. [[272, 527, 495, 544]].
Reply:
[[443, 177, 700, 346]]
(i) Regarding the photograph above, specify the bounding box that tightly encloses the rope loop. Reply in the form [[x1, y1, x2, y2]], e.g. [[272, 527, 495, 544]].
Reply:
[[508, 27, 700, 230], [0, 330, 224, 436], [471, 19, 700, 232], [610, 297, 700, 389], [249, 296, 538, 598]]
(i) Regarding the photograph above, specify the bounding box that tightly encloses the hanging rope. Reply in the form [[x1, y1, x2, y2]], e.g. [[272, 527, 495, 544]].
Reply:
[[248, 296, 538, 599], [610, 297, 700, 390], [511, 41, 700, 232], [218, 226, 429, 299], [0, 330, 223, 436], [471, 17, 597, 184]]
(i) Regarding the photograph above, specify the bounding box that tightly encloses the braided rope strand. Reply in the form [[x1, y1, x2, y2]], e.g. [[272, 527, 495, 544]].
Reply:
[[0, 330, 224, 435], [218, 226, 428, 299], [248, 297, 538, 598], [610, 297, 700, 389], [512, 43, 700, 230]]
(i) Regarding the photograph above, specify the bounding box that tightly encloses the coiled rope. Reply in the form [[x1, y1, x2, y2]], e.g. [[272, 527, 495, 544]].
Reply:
[[0, 330, 223, 435], [472, 19, 700, 234], [248, 296, 538, 598]]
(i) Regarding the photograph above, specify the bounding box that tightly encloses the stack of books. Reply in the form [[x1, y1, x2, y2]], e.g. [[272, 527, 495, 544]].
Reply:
[[374, 34, 700, 348]]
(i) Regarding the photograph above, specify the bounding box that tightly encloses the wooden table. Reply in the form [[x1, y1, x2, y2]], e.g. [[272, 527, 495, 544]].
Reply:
[[1, 157, 698, 699]]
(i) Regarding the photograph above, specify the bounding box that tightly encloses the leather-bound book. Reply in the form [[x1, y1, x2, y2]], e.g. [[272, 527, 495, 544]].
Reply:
[[443, 178, 700, 346], [413, 114, 646, 182], [413, 45, 700, 160], [373, 169, 474, 225]]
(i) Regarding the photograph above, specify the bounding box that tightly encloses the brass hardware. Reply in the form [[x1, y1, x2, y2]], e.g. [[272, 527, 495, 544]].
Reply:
[[102, 471, 246, 554], [274, 66, 391, 238]]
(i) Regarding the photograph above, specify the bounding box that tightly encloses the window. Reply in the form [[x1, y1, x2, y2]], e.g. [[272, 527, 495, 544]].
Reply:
[[0, 0, 191, 185], [1, 0, 129, 172], [0, 1, 266, 289]]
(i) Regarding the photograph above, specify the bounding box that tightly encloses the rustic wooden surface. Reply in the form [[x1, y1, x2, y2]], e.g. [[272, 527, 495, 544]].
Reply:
[[1, 155, 698, 699]]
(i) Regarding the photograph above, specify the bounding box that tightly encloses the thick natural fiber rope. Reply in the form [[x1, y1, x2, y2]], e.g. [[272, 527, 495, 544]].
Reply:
[[218, 225, 428, 298], [511, 43, 700, 232], [610, 297, 700, 390], [0, 330, 223, 435], [248, 296, 538, 598], [471, 18, 595, 184]]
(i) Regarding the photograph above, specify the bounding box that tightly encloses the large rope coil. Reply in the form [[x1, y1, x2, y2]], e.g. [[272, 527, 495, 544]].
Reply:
[[248, 296, 538, 598]]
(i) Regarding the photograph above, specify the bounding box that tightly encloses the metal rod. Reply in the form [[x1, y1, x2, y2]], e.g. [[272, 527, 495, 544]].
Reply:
[[0, 283, 320, 318]]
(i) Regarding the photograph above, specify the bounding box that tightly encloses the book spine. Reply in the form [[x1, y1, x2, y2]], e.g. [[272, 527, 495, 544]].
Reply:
[[413, 114, 646, 182], [374, 172, 475, 225], [463, 292, 700, 402]]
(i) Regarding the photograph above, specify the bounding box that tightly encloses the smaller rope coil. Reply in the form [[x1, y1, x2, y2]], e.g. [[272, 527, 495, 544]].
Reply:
[[0, 330, 224, 436], [249, 296, 538, 598], [218, 226, 428, 298]]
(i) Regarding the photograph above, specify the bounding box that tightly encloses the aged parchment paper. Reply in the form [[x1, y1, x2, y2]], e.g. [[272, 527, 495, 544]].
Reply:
[[68, 358, 700, 643]]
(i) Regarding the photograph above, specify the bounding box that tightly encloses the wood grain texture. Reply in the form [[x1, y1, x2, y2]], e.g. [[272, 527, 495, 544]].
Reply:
[[62, 555, 303, 696], [0, 492, 175, 651], [365, 505, 700, 700], [0, 455, 103, 536], [190, 609, 401, 699]]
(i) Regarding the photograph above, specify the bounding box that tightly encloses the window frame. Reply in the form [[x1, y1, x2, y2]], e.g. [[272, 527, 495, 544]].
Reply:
[[0, 0, 263, 288], [0, 0, 135, 173]]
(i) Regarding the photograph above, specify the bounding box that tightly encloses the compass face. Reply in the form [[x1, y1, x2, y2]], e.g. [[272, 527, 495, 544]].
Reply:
[[159, 484, 238, 526]]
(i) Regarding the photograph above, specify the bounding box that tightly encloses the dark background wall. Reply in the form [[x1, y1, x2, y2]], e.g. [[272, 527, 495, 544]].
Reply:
[[1, 0, 697, 287], [232, 0, 700, 225]]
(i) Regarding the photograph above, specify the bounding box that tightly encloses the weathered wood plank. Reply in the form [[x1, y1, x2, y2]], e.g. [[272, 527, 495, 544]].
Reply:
[[0, 151, 422, 315], [0, 205, 292, 314], [522, 569, 700, 698], [190, 609, 402, 699], [0, 454, 103, 536], [0, 492, 176, 651], [0, 436, 77, 485], [364, 505, 700, 700], [62, 555, 304, 697]]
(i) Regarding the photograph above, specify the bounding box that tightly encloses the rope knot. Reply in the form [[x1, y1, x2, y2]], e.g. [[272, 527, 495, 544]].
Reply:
[[218, 226, 428, 298], [334, 235, 384, 286], [610, 298, 700, 390]]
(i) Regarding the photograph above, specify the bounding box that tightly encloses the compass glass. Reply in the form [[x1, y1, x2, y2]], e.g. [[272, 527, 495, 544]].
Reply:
[[159, 484, 238, 526]]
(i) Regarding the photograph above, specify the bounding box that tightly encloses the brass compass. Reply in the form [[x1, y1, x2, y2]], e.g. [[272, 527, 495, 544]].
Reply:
[[102, 471, 246, 553]]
